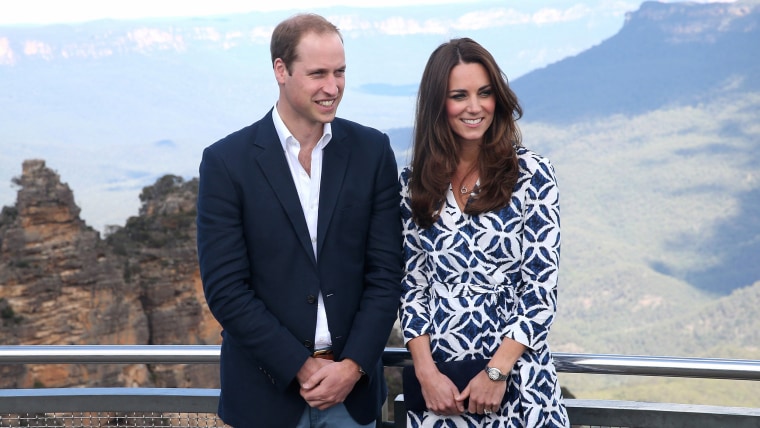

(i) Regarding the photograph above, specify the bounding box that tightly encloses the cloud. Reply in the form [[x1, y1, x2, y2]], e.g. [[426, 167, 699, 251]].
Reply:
[[154, 139, 176, 148], [533, 5, 594, 25], [454, 9, 532, 30], [333, 4, 637, 37], [0, 37, 15, 65], [375, 17, 450, 35]]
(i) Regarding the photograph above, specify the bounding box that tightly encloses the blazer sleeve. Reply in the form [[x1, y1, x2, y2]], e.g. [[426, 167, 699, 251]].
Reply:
[[196, 142, 310, 390], [338, 133, 403, 374]]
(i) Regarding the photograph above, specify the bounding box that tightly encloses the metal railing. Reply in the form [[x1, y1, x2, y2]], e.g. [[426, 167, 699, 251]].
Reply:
[[1, 346, 759, 427]]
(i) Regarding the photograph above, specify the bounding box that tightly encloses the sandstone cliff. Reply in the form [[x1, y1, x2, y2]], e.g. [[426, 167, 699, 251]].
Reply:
[[106, 174, 220, 388], [0, 160, 221, 389]]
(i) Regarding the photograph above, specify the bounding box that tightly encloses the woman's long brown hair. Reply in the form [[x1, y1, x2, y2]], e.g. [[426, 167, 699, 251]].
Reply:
[[409, 37, 523, 228]]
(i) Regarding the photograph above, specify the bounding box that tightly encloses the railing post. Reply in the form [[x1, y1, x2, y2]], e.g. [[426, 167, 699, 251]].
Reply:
[[394, 394, 406, 428]]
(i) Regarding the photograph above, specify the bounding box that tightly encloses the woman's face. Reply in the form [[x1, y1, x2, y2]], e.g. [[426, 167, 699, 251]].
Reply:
[[445, 62, 495, 146]]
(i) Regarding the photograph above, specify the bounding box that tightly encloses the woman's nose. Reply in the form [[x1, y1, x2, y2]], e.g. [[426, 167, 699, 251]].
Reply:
[[466, 98, 481, 113]]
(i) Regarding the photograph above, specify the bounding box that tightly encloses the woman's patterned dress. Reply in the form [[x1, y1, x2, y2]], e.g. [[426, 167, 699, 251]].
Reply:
[[399, 147, 570, 427]]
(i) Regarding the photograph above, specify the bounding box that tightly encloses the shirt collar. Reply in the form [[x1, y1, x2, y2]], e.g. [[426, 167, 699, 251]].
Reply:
[[272, 104, 333, 151]]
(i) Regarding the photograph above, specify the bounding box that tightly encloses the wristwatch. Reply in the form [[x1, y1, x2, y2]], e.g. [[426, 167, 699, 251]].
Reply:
[[485, 366, 509, 381]]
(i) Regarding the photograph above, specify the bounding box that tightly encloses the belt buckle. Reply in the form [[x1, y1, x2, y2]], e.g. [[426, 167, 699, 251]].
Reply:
[[312, 348, 334, 359]]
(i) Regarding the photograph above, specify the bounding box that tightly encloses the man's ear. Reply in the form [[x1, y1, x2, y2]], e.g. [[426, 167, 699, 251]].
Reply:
[[273, 58, 288, 84]]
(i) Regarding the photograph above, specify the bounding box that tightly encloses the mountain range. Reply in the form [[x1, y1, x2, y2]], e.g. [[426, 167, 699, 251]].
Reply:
[[392, 0, 760, 295], [1, 0, 759, 406], [514, 0, 760, 123], [0, 1, 635, 230]]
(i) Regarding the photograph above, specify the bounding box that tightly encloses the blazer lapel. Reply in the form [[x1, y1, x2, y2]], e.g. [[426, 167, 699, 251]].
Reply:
[[253, 112, 317, 265], [317, 125, 350, 258]]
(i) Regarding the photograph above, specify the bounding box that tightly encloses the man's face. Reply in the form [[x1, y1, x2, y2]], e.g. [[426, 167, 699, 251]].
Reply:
[[275, 32, 345, 131]]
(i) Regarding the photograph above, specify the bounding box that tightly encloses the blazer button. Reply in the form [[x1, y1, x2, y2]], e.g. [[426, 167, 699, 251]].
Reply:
[[306, 295, 316, 304], [304, 340, 313, 348]]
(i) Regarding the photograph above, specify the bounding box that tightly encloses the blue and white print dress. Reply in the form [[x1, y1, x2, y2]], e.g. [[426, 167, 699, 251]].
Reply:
[[399, 147, 570, 427]]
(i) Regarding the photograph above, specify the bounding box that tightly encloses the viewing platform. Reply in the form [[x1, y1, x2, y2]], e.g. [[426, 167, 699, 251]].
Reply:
[[1, 345, 759, 427]]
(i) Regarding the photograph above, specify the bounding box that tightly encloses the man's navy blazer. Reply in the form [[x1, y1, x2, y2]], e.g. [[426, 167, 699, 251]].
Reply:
[[196, 110, 403, 428]]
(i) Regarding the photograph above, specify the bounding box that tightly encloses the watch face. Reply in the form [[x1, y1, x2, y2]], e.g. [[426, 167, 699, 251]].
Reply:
[[487, 367, 500, 380]]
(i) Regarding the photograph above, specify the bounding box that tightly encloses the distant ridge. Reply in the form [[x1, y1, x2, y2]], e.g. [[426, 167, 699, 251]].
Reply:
[[512, 0, 760, 124]]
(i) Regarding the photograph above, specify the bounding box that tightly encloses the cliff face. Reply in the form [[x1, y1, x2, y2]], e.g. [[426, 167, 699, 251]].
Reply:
[[624, 1, 760, 42], [0, 160, 220, 388], [106, 175, 220, 387], [512, 0, 760, 123]]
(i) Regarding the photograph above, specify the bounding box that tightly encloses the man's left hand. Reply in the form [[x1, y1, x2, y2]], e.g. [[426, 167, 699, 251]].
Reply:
[[300, 358, 363, 410]]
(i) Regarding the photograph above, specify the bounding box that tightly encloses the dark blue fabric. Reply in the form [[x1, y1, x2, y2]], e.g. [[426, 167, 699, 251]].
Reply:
[[197, 110, 403, 428]]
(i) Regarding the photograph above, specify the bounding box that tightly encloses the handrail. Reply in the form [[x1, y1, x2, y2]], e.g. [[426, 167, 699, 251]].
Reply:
[[552, 352, 760, 381], [1, 345, 759, 381], [0, 388, 220, 413], [0, 344, 220, 364], [1, 346, 759, 427]]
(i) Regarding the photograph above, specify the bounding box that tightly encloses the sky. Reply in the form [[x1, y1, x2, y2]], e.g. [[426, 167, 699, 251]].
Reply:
[[0, 0, 736, 26], [0, 0, 472, 25], [0, 0, 739, 232]]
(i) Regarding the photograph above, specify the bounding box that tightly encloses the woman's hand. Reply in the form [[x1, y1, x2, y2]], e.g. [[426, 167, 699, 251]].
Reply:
[[418, 366, 465, 415], [407, 335, 465, 415], [458, 337, 526, 415], [458, 371, 507, 415]]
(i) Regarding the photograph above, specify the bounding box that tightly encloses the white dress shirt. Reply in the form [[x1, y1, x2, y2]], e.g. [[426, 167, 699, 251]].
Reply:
[[272, 106, 333, 351]]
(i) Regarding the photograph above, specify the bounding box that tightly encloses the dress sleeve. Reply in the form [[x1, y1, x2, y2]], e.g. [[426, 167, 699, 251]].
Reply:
[[503, 155, 561, 351], [398, 168, 433, 344]]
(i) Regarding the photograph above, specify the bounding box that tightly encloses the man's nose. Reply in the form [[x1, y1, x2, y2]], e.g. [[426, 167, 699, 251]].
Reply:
[[323, 75, 340, 96]]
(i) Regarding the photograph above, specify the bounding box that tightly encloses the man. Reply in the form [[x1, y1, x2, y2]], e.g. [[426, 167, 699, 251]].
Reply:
[[196, 13, 402, 428]]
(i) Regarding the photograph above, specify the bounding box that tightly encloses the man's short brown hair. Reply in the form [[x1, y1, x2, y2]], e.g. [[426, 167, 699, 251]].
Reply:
[[270, 13, 342, 74]]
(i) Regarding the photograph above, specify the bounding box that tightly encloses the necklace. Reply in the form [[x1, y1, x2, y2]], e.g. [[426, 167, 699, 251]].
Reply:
[[455, 166, 479, 195], [458, 176, 479, 195]]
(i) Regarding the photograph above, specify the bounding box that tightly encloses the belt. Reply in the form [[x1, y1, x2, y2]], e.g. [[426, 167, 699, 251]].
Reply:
[[312, 348, 334, 360]]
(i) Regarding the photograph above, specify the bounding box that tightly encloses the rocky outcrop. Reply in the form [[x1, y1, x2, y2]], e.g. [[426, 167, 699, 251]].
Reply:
[[0, 160, 221, 389], [106, 175, 220, 387]]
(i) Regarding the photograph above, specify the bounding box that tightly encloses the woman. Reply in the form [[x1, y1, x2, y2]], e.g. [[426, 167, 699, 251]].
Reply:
[[399, 38, 570, 427]]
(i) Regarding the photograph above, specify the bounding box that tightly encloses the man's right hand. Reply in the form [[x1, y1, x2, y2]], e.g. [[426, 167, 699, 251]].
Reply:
[[299, 358, 362, 410]]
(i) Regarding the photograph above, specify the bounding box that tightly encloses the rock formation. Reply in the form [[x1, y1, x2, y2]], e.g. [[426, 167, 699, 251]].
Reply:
[[106, 174, 220, 388], [0, 160, 221, 389]]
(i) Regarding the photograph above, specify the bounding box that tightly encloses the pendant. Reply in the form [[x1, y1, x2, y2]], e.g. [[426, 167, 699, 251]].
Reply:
[[460, 186, 469, 194]]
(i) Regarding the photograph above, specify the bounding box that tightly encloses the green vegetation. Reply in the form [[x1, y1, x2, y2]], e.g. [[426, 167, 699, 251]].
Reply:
[[522, 92, 760, 406], [138, 175, 198, 204], [0, 205, 17, 228], [0, 298, 23, 326], [106, 175, 198, 252], [560, 373, 760, 408]]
